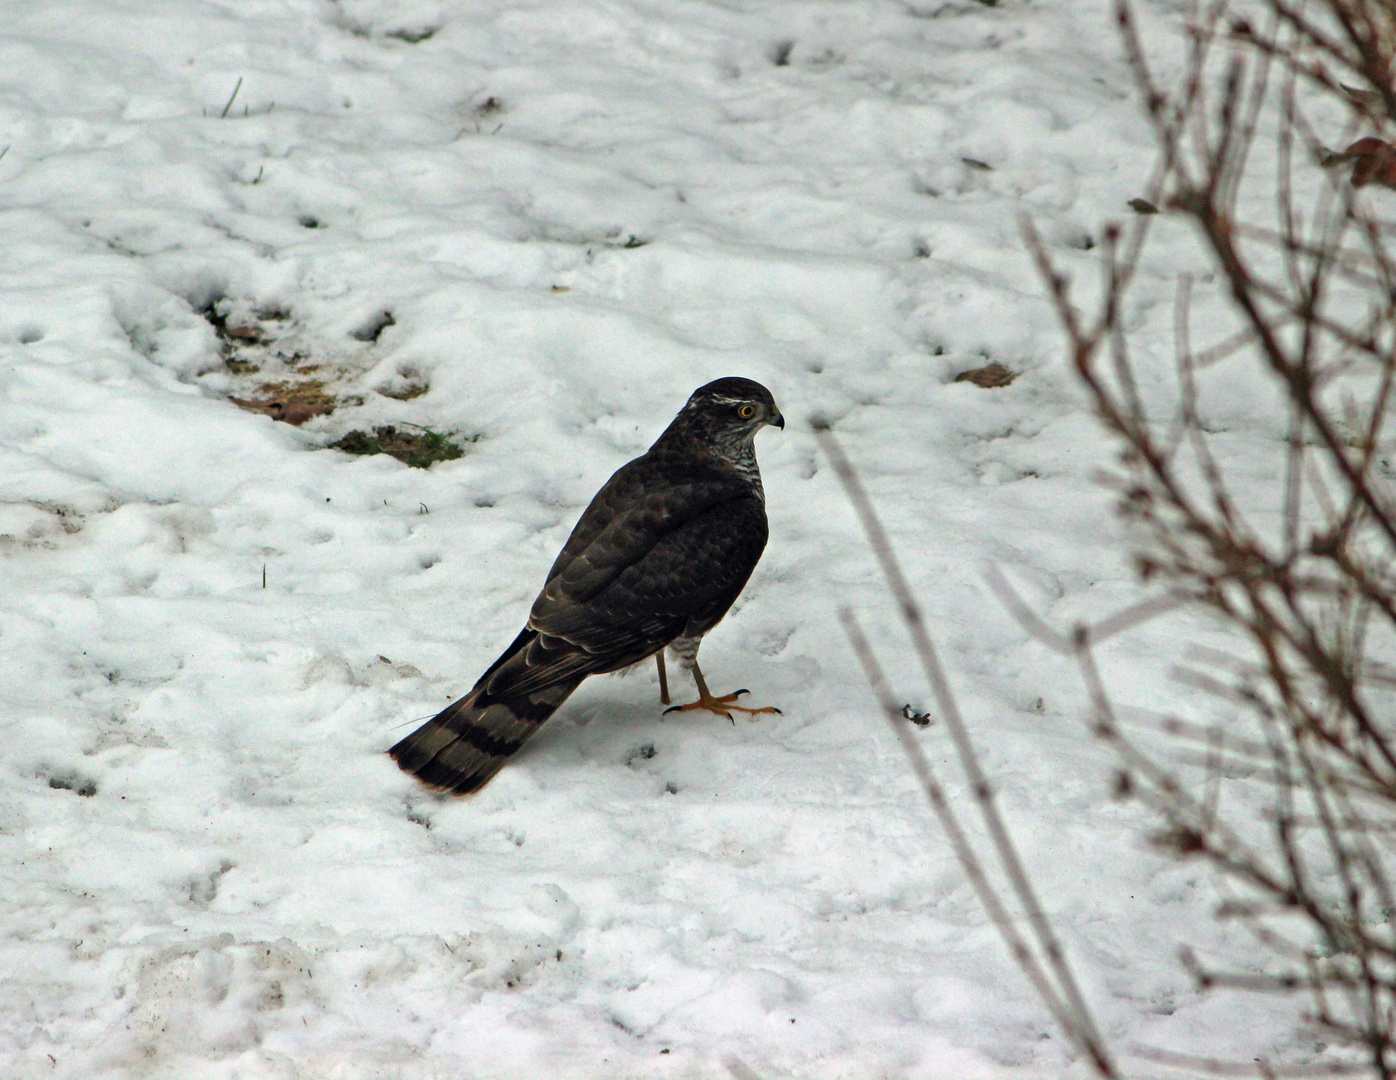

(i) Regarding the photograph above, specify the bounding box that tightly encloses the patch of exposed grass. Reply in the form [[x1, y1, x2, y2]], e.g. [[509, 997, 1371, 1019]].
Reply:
[[332, 424, 471, 468]]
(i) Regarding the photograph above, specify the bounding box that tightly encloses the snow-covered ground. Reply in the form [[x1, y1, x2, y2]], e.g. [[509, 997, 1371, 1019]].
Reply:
[[0, 1, 1313, 1076]]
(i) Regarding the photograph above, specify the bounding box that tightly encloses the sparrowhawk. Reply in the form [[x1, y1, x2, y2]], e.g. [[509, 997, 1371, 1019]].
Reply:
[[390, 376, 784, 795]]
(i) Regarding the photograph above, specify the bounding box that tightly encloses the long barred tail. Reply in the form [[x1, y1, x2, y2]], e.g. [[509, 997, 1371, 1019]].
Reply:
[[389, 628, 585, 795]]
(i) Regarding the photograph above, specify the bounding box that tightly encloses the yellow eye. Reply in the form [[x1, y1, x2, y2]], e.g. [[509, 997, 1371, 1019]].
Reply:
[[737, 404, 757, 419]]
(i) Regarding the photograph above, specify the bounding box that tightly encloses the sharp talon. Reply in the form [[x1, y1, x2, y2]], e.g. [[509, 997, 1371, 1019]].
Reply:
[[662, 682, 780, 719]]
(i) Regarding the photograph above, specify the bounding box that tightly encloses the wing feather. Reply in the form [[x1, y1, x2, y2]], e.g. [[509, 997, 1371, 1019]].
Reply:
[[476, 488, 767, 700]]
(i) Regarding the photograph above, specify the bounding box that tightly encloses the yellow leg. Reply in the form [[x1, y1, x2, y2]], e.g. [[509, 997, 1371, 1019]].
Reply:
[[662, 661, 781, 722], [656, 652, 670, 706]]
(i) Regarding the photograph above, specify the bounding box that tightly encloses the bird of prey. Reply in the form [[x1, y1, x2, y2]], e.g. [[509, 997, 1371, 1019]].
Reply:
[[390, 376, 784, 795]]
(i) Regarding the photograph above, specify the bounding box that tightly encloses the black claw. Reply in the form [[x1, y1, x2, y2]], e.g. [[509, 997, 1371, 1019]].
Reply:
[[770, 707, 783, 715], [663, 704, 681, 715], [733, 689, 750, 697]]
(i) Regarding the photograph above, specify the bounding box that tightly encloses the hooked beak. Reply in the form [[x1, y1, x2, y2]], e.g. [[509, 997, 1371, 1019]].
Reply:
[[770, 408, 785, 430]]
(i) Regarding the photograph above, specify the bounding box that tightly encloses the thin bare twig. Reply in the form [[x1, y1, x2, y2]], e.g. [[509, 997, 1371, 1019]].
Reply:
[[817, 423, 1117, 1077]]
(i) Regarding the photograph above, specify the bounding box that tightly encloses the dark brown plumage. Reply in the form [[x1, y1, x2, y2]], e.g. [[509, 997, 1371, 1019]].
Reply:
[[390, 377, 784, 795]]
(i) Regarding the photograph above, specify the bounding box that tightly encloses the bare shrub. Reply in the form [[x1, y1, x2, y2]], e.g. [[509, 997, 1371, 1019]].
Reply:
[[1015, 0, 1396, 1074]]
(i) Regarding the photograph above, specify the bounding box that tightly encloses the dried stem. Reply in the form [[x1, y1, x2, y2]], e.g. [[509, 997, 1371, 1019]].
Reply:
[[817, 425, 1117, 1077]]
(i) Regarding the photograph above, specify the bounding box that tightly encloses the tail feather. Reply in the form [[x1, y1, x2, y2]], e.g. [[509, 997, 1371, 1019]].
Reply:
[[389, 629, 586, 795]]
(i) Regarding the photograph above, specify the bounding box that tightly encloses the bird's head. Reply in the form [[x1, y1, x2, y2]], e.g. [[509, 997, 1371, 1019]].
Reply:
[[651, 377, 783, 465], [680, 376, 784, 436]]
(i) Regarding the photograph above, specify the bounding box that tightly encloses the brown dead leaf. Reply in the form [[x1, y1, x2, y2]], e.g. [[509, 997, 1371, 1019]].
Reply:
[[1342, 137, 1396, 188], [231, 379, 336, 425], [954, 362, 1017, 388], [224, 322, 264, 343]]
